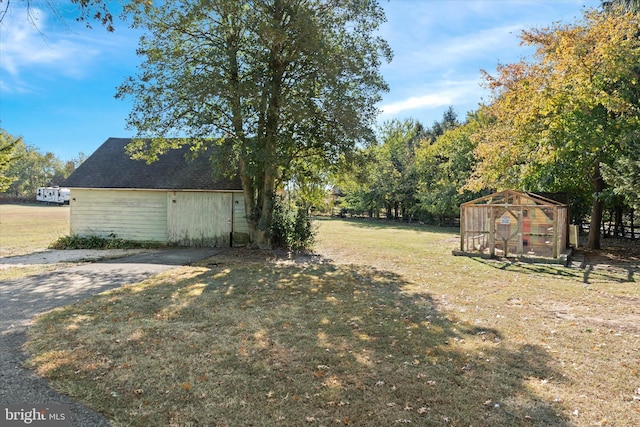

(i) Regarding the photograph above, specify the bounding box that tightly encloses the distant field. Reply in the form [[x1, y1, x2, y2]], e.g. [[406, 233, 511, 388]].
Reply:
[[0, 204, 70, 257]]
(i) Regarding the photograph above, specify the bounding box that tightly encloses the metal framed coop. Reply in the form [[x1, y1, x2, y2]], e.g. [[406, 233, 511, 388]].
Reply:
[[457, 190, 569, 262]]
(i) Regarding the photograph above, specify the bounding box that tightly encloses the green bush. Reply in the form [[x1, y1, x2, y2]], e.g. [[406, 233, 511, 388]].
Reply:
[[271, 195, 316, 251], [49, 235, 163, 250]]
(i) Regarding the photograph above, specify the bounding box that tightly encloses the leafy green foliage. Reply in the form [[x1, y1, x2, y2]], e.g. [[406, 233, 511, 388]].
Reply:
[[335, 111, 483, 225], [0, 129, 20, 192], [334, 118, 425, 220], [49, 235, 164, 250], [2, 138, 83, 197], [118, 0, 391, 248], [601, 154, 640, 209], [270, 195, 316, 251], [415, 110, 486, 224], [473, 9, 640, 248], [602, 0, 640, 12]]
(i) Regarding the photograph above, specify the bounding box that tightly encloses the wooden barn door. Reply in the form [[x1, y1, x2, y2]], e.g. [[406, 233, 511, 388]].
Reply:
[[167, 192, 232, 247]]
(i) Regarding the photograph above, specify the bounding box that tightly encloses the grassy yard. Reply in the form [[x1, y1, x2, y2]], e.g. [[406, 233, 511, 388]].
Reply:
[[23, 216, 640, 426], [0, 204, 70, 257]]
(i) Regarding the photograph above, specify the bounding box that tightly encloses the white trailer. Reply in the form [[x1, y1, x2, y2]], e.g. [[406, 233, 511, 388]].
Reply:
[[36, 187, 70, 205]]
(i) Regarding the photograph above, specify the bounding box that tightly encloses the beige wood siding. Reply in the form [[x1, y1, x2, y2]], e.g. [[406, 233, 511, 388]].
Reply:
[[232, 193, 250, 246], [70, 189, 167, 242], [167, 191, 232, 247]]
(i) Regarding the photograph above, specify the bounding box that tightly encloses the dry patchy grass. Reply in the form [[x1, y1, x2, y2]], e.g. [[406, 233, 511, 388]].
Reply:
[[24, 218, 640, 426], [0, 204, 69, 257]]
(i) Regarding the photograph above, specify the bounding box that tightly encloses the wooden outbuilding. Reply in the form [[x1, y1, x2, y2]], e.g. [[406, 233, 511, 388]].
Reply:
[[455, 190, 570, 264], [62, 138, 249, 247]]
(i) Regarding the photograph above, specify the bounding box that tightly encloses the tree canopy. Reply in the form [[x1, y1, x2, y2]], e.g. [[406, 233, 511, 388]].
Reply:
[[471, 9, 640, 249], [117, 0, 391, 248], [332, 110, 485, 225], [0, 129, 20, 192], [602, 0, 640, 12]]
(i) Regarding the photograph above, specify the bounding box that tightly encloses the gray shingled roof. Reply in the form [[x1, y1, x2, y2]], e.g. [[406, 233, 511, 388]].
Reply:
[[62, 138, 242, 191]]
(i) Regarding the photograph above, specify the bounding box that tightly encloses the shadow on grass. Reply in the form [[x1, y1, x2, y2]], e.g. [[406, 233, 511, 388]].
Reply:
[[25, 254, 569, 426], [471, 256, 636, 284]]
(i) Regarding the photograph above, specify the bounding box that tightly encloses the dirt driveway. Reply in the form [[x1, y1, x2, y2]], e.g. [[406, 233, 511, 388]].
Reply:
[[0, 248, 220, 426]]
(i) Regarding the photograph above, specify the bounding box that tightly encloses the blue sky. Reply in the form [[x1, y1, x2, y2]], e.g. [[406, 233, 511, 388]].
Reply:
[[1, 0, 600, 161]]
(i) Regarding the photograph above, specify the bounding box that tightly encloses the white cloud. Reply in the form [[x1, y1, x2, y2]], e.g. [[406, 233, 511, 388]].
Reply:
[[384, 23, 526, 80], [379, 79, 483, 117], [380, 94, 452, 115], [0, 6, 102, 90], [444, 24, 525, 61], [376, 0, 598, 124]]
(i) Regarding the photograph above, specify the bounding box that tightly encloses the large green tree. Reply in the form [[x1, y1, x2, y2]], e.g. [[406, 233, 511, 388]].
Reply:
[[601, 0, 640, 213], [331, 148, 381, 217], [471, 9, 640, 249], [0, 129, 21, 192], [414, 109, 485, 224], [4, 141, 66, 197], [117, 0, 391, 248], [602, 155, 640, 210], [372, 119, 424, 220], [336, 112, 473, 223]]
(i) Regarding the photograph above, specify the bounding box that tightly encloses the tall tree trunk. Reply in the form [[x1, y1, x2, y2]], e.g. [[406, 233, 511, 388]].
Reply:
[[255, 168, 276, 249], [614, 204, 624, 237], [587, 162, 605, 249], [253, 0, 285, 250], [240, 161, 258, 245]]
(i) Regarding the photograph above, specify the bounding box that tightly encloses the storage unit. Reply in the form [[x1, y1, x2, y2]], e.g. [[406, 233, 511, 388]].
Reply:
[[456, 190, 569, 263], [36, 186, 70, 205], [62, 138, 248, 247]]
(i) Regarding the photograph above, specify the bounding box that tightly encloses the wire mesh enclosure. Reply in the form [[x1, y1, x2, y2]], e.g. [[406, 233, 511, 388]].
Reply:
[[457, 190, 569, 262]]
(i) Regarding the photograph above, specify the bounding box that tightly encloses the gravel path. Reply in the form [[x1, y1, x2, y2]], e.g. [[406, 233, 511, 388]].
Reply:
[[0, 248, 219, 426]]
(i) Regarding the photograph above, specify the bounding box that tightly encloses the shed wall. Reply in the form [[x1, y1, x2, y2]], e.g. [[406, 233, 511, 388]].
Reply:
[[167, 191, 233, 247], [70, 189, 248, 247], [460, 204, 568, 259], [70, 189, 168, 241], [232, 192, 250, 246]]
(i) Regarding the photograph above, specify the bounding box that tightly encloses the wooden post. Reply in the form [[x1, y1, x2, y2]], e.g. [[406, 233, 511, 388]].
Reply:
[[553, 207, 558, 259], [517, 208, 524, 256], [460, 206, 465, 251], [489, 207, 495, 257]]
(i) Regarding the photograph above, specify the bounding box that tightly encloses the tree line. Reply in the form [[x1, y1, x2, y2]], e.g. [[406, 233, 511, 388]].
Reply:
[[334, 6, 639, 249], [333, 108, 479, 226], [0, 129, 85, 199]]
